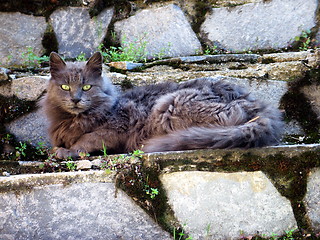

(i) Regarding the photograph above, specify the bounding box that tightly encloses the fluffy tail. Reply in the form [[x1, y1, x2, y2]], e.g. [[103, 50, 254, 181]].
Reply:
[[143, 107, 283, 153]]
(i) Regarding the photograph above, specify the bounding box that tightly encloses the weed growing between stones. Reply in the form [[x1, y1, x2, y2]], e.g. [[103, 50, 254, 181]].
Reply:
[[21, 47, 49, 68], [173, 225, 193, 240], [238, 227, 304, 239], [98, 34, 148, 63], [75, 52, 87, 61], [65, 159, 77, 171], [293, 30, 314, 52]]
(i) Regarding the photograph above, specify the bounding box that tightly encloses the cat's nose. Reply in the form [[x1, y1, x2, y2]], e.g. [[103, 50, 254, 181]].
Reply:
[[72, 98, 81, 104]]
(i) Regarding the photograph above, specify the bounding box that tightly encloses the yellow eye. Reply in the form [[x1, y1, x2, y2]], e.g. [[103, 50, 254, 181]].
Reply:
[[82, 84, 92, 91], [61, 84, 70, 91]]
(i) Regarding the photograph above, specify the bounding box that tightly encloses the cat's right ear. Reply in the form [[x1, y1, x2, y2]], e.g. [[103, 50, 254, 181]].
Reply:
[[49, 52, 66, 78]]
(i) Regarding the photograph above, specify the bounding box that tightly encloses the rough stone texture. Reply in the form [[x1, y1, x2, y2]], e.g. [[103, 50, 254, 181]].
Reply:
[[76, 160, 92, 170], [307, 49, 320, 69], [114, 4, 202, 59], [161, 171, 297, 239], [0, 68, 9, 82], [201, 0, 318, 52], [0, 12, 47, 67], [260, 51, 311, 63], [0, 82, 12, 97], [5, 108, 51, 147], [11, 76, 49, 101], [127, 60, 308, 84], [302, 84, 320, 119], [50, 7, 114, 59], [0, 171, 170, 240], [304, 168, 320, 233]]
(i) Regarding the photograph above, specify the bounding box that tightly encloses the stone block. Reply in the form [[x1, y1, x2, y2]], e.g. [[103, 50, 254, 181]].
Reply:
[[304, 168, 320, 233], [0, 12, 47, 67], [201, 0, 317, 52], [0, 171, 170, 240], [161, 171, 297, 239], [50, 7, 114, 59], [114, 4, 202, 60], [5, 108, 51, 147], [11, 76, 49, 101]]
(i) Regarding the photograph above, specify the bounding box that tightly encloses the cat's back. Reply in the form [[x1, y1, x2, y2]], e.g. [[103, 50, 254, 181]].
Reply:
[[121, 78, 251, 108], [121, 81, 180, 109]]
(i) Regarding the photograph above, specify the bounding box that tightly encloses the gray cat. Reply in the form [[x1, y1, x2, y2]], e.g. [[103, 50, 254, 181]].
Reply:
[[41, 52, 283, 158]]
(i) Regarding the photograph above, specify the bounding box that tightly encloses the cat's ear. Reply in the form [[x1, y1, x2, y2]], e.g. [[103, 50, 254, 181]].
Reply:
[[85, 52, 103, 77], [49, 52, 66, 77]]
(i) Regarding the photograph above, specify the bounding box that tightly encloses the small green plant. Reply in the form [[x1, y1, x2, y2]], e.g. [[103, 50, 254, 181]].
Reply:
[[131, 149, 144, 158], [282, 228, 296, 240], [101, 141, 108, 157], [1, 134, 12, 144], [98, 34, 148, 63], [204, 45, 224, 55], [7, 55, 13, 62], [100, 149, 144, 173], [294, 30, 312, 51], [15, 141, 27, 158], [39, 156, 61, 171], [144, 185, 159, 199], [21, 47, 49, 67], [154, 42, 172, 60], [79, 151, 90, 159], [239, 228, 298, 239], [65, 160, 77, 171], [36, 141, 47, 155], [173, 226, 193, 240], [76, 52, 87, 61]]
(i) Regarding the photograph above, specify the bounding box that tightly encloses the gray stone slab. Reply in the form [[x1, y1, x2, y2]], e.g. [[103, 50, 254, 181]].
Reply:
[[0, 171, 170, 240], [50, 7, 114, 59], [5, 108, 51, 147], [11, 76, 49, 101], [114, 4, 202, 59], [0, 12, 47, 67], [201, 0, 317, 52], [304, 168, 320, 232], [161, 171, 297, 240]]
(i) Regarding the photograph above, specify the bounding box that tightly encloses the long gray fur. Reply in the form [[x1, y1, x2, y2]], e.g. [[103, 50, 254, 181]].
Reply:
[[41, 52, 283, 158]]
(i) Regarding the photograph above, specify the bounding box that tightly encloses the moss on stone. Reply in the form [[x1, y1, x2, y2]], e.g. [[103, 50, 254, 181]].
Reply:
[[280, 69, 320, 142]]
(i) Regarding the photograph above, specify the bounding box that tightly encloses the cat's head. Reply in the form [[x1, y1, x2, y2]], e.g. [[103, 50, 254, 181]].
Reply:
[[47, 52, 116, 115]]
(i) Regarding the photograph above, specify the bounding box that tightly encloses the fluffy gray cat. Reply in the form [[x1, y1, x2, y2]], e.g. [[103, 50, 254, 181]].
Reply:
[[41, 52, 283, 158]]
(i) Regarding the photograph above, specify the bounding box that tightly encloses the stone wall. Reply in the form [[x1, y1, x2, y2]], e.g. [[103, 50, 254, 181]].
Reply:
[[1, 144, 320, 239], [0, 0, 319, 65]]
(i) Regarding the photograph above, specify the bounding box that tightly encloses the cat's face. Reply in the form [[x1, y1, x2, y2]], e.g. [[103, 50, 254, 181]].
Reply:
[[48, 52, 109, 115]]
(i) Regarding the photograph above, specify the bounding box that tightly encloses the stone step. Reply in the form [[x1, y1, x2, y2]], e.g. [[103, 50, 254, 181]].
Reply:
[[1, 144, 320, 239]]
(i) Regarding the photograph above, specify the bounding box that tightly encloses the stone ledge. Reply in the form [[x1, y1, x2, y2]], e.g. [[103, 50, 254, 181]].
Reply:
[[143, 144, 320, 171], [1, 144, 320, 239], [0, 170, 115, 193], [0, 171, 170, 240]]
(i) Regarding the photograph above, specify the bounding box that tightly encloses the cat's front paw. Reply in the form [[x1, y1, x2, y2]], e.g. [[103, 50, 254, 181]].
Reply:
[[53, 147, 77, 159]]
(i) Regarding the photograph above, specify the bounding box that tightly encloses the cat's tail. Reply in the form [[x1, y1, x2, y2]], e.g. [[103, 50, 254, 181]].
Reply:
[[143, 107, 283, 153]]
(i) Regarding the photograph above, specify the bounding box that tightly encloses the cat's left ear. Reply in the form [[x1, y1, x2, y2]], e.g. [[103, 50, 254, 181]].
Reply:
[[49, 52, 66, 78], [85, 52, 103, 77]]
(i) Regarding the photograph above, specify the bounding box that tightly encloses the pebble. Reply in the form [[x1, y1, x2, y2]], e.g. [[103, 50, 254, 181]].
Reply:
[[0, 67, 10, 81], [2, 171, 10, 177], [76, 160, 92, 170]]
